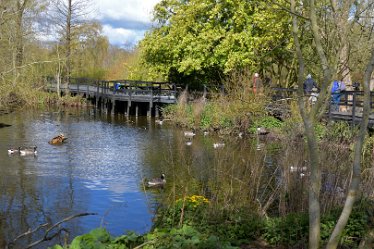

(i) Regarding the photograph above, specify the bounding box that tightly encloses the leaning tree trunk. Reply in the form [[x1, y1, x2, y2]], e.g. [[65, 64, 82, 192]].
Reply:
[[291, 0, 321, 247], [326, 45, 374, 249]]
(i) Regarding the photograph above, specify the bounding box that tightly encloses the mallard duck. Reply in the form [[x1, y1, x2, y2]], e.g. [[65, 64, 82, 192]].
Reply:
[[19, 146, 37, 156], [146, 174, 166, 187], [8, 147, 20, 154], [184, 131, 196, 138], [49, 134, 67, 145]]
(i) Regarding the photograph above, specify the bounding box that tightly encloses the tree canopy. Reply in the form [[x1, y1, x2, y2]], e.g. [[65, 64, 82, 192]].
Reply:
[[139, 0, 292, 87]]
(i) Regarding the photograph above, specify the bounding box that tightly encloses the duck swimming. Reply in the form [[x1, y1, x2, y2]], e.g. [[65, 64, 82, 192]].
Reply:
[[19, 146, 37, 156], [146, 174, 166, 188], [8, 147, 20, 154], [49, 134, 67, 145]]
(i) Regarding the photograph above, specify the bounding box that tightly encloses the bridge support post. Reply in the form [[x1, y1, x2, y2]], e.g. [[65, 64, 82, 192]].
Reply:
[[126, 101, 131, 116], [111, 99, 116, 115], [155, 104, 159, 118], [135, 104, 139, 117], [148, 101, 153, 117]]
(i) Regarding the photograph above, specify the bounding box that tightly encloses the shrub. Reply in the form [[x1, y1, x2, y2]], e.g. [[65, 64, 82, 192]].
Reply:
[[248, 116, 283, 134]]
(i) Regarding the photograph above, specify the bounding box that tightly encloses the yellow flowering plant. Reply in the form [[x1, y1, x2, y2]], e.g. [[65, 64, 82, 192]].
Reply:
[[175, 195, 210, 210]]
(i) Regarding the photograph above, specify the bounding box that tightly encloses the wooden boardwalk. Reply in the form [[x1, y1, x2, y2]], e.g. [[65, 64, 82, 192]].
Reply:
[[46, 79, 374, 124], [271, 88, 374, 127], [47, 78, 177, 116]]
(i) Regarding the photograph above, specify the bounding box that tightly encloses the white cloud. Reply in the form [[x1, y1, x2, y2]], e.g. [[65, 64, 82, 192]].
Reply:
[[102, 24, 145, 48], [91, 0, 162, 47]]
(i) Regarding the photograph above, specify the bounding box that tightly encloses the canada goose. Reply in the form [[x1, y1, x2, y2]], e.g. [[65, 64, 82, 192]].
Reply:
[[8, 147, 20, 154], [184, 131, 196, 138], [19, 146, 37, 156], [146, 174, 166, 187], [213, 143, 225, 149], [49, 134, 67, 145]]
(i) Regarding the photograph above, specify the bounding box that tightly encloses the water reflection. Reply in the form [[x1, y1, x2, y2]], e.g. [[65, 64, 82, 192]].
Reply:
[[0, 109, 157, 247], [0, 108, 359, 248]]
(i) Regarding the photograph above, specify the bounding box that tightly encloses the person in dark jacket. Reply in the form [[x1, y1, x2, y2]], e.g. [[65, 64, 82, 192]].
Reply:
[[303, 74, 318, 94]]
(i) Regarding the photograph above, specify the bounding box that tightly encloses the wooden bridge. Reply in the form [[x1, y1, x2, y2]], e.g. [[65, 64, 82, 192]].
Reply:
[[46, 78, 177, 117], [46, 78, 374, 125], [271, 87, 374, 127]]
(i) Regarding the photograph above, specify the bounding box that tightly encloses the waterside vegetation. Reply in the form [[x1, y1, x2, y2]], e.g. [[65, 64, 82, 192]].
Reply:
[[1, 0, 374, 248]]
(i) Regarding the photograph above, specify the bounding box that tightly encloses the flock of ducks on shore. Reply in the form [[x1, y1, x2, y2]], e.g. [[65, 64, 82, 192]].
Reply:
[[7, 133, 67, 156]]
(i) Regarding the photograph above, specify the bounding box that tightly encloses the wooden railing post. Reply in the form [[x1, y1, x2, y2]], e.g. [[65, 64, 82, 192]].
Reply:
[[328, 95, 332, 121], [352, 92, 356, 125]]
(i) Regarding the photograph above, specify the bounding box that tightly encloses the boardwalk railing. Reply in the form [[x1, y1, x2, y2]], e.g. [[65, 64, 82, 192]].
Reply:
[[46, 78, 177, 104], [270, 87, 374, 126]]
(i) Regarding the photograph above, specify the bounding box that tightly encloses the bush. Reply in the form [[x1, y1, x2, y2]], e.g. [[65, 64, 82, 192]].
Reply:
[[248, 116, 283, 134]]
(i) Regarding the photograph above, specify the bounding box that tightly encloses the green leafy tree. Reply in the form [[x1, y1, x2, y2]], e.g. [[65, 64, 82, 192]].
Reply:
[[140, 0, 292, 87]]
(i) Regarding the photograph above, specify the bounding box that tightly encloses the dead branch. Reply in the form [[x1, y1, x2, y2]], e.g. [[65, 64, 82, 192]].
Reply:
[[6, 212, 97, 249]]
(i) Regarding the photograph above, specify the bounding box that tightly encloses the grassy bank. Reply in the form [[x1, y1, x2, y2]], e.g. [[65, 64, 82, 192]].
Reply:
[[50, 198, 374, 249], [0, 82, 87, 110], [162, 88, 280, 136]]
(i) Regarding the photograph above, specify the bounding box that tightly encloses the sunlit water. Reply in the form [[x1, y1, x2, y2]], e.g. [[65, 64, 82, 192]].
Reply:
[[0, 107, 353, 248], [0, 108, 180, 248]]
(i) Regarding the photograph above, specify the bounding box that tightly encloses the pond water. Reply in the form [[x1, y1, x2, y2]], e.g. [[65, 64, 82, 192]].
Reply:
[[0, 107, 354, 248], [0, 108, 177, 248]]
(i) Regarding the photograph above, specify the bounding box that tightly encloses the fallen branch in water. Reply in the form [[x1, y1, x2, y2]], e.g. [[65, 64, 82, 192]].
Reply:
[[6, 212, 97, 249]]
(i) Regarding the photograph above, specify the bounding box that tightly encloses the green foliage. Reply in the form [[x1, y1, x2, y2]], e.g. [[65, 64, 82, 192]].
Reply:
[[248, 116, 283, 134], [263, 200, 373, 247], [140, 0, 292, 86], [144, 225, 237, 249], [314, 123, 327, 141], [263, 212, 308, 246], [324, 121, 358, 143], [320, 202, 370, 247], [69, 228, 112, 249], [53, 199, 374, 249]]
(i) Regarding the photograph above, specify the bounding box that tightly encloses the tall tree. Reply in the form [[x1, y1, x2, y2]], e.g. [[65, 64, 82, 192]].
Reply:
[[140, 0, 292, 87], [289, 0, 374, 248], [52, 0, 92, 85]]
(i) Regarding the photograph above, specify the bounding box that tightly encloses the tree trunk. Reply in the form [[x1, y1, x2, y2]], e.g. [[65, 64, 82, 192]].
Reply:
[[15, 0, 27, 68], [326, 46, 374, 249], [65, 0, 72, 87]]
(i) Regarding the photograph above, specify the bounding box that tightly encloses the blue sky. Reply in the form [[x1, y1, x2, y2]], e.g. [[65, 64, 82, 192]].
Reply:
[[92, 0, 161, 48]]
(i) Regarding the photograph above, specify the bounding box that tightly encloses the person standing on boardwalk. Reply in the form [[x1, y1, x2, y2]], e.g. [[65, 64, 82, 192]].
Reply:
[[331, 80, 345, 111], [303, 74, 318, 95], [253, 73, 263, 94]]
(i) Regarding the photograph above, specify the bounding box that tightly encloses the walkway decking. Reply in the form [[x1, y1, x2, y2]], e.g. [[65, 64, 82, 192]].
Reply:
[[47, 78, 177, 116], [271, 88, 374, 127]]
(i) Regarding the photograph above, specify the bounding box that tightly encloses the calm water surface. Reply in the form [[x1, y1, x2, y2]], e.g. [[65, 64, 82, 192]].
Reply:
[[0, 108, 183, 248], [0, 108, 350, 248]]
